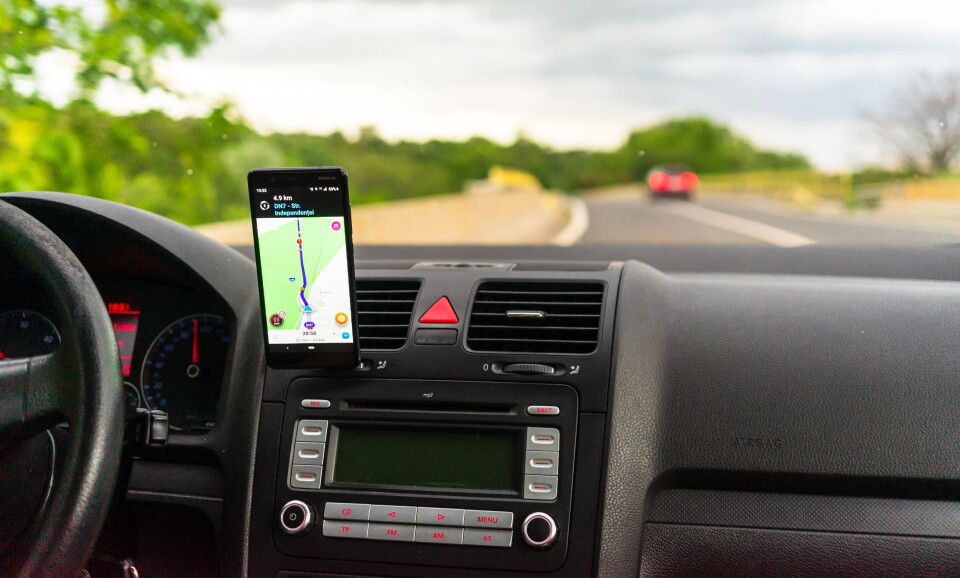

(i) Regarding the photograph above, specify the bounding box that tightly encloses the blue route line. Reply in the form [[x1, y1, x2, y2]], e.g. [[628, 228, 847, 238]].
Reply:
[[297, 218, 309, 308]]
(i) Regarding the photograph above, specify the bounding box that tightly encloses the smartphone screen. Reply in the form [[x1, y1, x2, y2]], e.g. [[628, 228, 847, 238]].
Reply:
[[248, 167, 360, 369]]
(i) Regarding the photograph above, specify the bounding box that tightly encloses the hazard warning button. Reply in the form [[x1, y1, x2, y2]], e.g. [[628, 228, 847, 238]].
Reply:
[[419, 296, 459, 324]]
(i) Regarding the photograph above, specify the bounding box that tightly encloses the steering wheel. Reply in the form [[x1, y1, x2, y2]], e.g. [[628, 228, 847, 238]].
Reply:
[[0, 200, 124, 577]]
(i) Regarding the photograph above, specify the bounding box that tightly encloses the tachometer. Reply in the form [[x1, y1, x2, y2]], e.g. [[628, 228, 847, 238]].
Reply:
[[140, 314, 230, 431], [0, 310, 60, 359]]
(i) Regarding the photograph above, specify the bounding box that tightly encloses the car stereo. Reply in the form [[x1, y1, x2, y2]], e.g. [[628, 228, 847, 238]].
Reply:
[[273, 378, 578, 572]]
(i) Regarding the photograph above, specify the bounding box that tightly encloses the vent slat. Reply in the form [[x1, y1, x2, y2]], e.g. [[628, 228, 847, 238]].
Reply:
[[476, 290, 604, 295], [466, 281, 603, 355], [474, 299, 600, 307], [356, 279, 422, 351], [358, 311, 414, 316], [472, 305, 601, 316], [468, 338, 598, 345], [357, 297, 418, 303], [470, 312, 599, 319], [466, 325, 599, 331]]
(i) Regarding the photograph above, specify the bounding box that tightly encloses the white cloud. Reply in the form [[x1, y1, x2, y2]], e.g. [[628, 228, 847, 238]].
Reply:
[[65, 0, 960, 169]]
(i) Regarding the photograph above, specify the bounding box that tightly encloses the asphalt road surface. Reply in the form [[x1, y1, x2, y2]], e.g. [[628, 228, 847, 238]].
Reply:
[[582, 190, 960, 246]]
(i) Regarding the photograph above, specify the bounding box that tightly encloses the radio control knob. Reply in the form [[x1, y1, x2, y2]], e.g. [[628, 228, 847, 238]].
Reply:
[[280, 500, 314, 535], [522, 512, 558, 549]]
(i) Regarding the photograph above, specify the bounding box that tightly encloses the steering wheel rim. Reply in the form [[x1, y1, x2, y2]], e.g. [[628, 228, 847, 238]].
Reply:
[[0, 199, 124, 577]]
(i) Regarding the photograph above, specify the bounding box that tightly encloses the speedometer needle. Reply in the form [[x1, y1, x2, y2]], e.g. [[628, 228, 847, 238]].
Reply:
[[192, 318, 199, 365]]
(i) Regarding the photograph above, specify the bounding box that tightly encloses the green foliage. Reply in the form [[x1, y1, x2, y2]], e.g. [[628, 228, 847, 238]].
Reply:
[[0, 91, 811, 225], [850, 166, 919, 186], [619, 117, 811, 179], [0, 0, 220, 94]]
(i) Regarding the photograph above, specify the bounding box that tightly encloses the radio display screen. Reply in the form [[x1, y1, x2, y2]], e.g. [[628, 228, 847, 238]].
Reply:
[[331, 427, 517, 492]]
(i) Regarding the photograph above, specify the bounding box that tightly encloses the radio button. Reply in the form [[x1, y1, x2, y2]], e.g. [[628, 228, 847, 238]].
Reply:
[[324, 502, 371, 521], [524, 451, 559, 476], [522, 513, 558, 549], [322, 520, 368, 539], [414, 525, 463, 545], [463, 528, 513, 548], [300, 399, 331, 409], [296, 420, 328, 442], [463, 510, 513, 529], [414, 328, 458, 345], [289, 465, 323, 489], [526, 427, 560, 452], [416, 507, 465, 526], [279, 500, 314, 535], [524, 475, 559, 500], [292, 442, 325, 466], [526, 405, 560, 416], [368, 522, 416, 542], [370, 504, 417, 524]]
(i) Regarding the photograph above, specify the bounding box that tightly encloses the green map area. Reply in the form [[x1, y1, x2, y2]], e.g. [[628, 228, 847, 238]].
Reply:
[[258, 217, 346, 330]]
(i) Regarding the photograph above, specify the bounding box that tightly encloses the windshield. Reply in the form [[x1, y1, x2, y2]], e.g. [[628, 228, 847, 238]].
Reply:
[[3, 0, 960, 246]]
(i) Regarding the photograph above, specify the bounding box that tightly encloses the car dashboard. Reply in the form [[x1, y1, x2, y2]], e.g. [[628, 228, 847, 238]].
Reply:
[[5, 192, 960, 578]]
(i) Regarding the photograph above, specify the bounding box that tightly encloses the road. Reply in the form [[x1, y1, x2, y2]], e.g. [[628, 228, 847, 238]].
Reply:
[[581, 189, 960, 246]]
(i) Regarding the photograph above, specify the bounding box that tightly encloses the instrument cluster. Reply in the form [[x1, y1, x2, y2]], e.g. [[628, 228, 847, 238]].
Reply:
[[0, 278, 233, 433]]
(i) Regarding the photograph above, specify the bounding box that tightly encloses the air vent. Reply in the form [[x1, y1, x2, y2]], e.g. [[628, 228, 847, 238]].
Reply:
[[356, 279, 422, 351], [466, 281, 604, 354]]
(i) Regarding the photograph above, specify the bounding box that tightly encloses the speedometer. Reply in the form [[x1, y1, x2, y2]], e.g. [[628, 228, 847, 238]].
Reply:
[[0, 310, 60, 359], [140, 314, 230, 431]]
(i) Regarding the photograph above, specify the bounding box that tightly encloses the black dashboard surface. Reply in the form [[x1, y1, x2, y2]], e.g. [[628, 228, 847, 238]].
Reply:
[[5, 192, 960, 578], [355, 244, 960, 281]]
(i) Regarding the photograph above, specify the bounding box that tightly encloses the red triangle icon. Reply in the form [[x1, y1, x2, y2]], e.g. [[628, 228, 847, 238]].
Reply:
[[419, 296, 459, 324], [437, 514, 445, 520], [388, 511, 396, 518]]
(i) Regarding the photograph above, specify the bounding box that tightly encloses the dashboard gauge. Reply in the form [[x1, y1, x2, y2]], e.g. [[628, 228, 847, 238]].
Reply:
[[140, 314, 230, 431], [0, 310, 60, 360], [124, 382, 143, 417]]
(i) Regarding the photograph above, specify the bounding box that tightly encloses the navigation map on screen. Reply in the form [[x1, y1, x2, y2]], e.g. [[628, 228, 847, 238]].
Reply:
[[256, 215, 353, 345]]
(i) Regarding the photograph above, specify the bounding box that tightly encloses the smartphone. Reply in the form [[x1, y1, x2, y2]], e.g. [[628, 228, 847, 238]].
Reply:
[[248, 167, 361, 369]]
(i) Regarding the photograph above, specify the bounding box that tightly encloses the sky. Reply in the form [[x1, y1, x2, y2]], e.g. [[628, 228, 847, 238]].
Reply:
[[49, 0, 960, 170]]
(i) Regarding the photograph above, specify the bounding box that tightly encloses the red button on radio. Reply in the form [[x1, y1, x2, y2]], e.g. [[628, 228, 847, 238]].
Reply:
[[322, 520, 368, 539], [414, 526, 464, 544], [323, 502, 370, 521], [526, 405, 560, 416], [300, 399, 331, 409], [416, 507, 464, 526], [464, 510, 514, 529]]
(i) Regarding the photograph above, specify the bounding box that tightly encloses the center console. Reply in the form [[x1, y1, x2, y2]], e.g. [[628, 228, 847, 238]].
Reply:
[[248, 265, 620, 577], [273, 379, 577, 572]]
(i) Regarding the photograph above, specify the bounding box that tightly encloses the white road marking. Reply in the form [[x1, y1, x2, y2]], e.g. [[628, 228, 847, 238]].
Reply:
[[552, 194, 590, 246], [661, 202, 815, 247]]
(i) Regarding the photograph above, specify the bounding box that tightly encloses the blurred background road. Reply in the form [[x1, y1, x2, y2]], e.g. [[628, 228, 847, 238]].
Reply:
[[582, 188, 960, 246]]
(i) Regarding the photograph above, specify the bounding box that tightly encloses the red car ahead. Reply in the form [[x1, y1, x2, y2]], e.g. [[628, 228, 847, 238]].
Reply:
[[647, 165, 699, 199]]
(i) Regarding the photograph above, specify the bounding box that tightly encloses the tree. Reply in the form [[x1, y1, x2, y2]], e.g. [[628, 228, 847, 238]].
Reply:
[[0, 0, 221, 96], [619, 117, 810, 178], [865, 72, 960, 174]]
